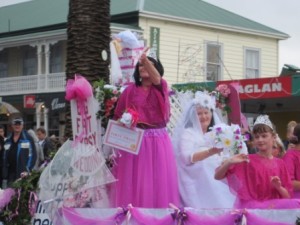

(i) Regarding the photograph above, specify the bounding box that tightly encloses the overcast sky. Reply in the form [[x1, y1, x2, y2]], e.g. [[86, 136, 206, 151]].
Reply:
[[206, 0, 300, 73], [1, 0, 299, 73]]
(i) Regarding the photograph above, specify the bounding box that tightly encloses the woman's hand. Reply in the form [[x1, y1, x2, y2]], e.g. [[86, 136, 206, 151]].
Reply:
[[209, 147, 223, 155], [139, 47, 150, 64]]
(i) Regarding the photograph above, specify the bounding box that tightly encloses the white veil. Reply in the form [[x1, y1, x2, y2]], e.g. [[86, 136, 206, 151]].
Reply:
[[172, 91, 223, 156]]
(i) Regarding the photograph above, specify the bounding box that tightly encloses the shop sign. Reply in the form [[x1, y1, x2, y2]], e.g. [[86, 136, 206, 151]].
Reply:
[[51, 97, 65, 111], [150, 27, 160, 58], [24, 95, 35, 108], [218, 77, 292, 100]]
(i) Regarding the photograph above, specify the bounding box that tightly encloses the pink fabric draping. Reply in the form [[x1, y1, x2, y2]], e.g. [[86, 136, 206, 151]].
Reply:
[[227, 82, 241, 125], [62, 207, 127, 225], [62, 207, 293, 225]]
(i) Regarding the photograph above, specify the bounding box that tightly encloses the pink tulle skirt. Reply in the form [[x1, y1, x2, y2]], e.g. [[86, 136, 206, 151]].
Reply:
[[235, 198, 300, 209], [111, 128, 179, 208]]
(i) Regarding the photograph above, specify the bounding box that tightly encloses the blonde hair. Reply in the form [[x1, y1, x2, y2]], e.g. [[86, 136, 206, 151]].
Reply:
[[274, 134, 286, 158], [287, 121, 297, 132]]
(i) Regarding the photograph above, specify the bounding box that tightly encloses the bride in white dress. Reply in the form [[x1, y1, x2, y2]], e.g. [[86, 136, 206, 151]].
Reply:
[[172, 91, 236, 209]]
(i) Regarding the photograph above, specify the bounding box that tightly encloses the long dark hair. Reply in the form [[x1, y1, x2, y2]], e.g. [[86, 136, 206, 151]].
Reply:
[[133, 56, 164, 86]]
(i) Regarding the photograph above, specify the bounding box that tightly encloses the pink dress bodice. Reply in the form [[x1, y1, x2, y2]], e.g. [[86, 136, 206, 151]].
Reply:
[[227, 154, 293, 201], [283, 149, 300, 198], [283, 149, 300, 181], [114, 79, 170, 127]]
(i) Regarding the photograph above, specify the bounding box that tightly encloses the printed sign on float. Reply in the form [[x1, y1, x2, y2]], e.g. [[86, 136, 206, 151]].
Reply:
[[103, 119, 144, 155]]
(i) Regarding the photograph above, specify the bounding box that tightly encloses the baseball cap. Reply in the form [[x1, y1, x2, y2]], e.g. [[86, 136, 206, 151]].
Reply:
[[12, 118, 24, 125]]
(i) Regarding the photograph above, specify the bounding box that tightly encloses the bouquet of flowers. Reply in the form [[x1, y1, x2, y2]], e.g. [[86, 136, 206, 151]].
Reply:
[[205, 123, 246, 157], [119, 108, 139, 128], [214, 84, 231, 114], [94, 79, 122, 128]]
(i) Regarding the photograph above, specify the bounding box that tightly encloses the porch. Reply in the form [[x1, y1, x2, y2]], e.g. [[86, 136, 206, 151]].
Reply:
[[0, 72, 66, 96]]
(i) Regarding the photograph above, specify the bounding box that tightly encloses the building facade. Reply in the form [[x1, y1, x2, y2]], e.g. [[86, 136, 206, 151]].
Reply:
[[0, 0, 289, 138]]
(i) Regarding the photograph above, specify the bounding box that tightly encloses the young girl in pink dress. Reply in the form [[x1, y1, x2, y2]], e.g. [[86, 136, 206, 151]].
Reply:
[[283, 123, 300, 198], [110, 49, 179, 208], [215, 115, 300, 209]]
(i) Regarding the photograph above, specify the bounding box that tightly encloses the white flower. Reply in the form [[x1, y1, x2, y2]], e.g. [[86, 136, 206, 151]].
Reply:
[[207, 123, 245, 156], [104, 84, 117, 90], [120, 112, 132, 127]]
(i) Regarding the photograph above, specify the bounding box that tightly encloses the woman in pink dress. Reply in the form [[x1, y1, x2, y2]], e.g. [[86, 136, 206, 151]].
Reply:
[[110, 49, 179, 208], [215, 115, 300, 209], [283, 123, 300, 198]]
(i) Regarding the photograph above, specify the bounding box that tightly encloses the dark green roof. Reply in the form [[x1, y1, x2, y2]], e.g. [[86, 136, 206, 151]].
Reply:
[[111, 0, 288, 38], [0, 0, 288, 39], [0, 0, 68, 33]]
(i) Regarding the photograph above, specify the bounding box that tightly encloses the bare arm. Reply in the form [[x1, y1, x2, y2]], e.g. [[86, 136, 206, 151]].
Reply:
[[292, 180, 300, 191], [191, 147, 222, 163], [215, 153, 249, 180], [140, 48, 161, 85]]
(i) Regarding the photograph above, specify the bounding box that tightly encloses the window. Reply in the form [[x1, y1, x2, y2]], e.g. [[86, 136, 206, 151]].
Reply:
[[244, 48, 260, 79], [50, 42, 63, 73], [0, 49, 8, 78], [206, 42, 222, 81], [22, 46, 37, 75]]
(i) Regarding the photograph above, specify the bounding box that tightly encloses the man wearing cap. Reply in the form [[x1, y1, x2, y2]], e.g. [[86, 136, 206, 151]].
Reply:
[[2, 118, 37, 186]]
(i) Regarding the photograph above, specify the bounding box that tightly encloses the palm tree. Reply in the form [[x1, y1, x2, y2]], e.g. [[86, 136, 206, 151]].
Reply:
[[64, 0, 111, 138]]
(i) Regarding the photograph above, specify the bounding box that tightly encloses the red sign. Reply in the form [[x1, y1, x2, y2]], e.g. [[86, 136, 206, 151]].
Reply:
[[24, 95, 36, 108], [217, 76, 292, 100]]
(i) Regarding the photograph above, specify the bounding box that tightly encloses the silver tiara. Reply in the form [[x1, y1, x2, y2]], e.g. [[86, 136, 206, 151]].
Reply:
[[253, 115, 273, 130], [147, 48, 158, 61]]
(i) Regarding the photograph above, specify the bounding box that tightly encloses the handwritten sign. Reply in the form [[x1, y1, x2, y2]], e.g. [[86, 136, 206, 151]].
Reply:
[[70, 97, 104, 175], [103, 120, 144, 155]]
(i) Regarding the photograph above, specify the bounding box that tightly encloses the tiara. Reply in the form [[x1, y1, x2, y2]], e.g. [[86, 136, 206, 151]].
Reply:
[[192, 91, 216, 110], [147, 48, 158, 61], [253, 115, 273, 130]]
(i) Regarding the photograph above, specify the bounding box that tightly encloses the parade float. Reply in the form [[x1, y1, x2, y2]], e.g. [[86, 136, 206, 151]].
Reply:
[[0, 31, 299, 225]]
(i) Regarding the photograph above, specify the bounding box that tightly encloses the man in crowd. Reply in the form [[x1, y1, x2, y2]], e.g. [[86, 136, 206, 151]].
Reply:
[[2, 117, 37, 186], [36, 127, 54, 161], [0, 124, 6, 140]]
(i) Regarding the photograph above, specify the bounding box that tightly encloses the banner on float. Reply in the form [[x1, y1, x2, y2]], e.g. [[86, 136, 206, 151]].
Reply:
[[103, 120, 144, 155]]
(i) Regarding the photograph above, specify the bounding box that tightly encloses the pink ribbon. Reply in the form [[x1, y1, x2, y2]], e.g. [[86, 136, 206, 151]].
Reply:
[[28, 191, 39, 217], [65, 74, 93, 145], [231, 209, 247, 225]]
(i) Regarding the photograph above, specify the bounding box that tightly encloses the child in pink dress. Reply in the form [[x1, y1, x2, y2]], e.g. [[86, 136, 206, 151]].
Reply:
[[110, 49, 179, 208], [215, 115, 300, 209], [283, 123, 300, 198]]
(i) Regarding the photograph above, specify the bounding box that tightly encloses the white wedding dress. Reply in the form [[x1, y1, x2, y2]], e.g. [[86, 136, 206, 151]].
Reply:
[[176, 128, 235, 209]]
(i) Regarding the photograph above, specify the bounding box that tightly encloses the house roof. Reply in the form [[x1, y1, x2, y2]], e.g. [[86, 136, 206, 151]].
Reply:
[[111, 0, 289, 39], [0, 0, 289, 40]]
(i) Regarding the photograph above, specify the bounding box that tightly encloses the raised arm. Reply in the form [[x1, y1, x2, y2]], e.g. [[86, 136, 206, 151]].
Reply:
[[139, 48, 161, 85]]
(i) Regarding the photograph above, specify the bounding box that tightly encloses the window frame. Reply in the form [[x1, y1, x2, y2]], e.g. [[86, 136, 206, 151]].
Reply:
[[244, 47, 261, 79], [204, 41, 223, 81]]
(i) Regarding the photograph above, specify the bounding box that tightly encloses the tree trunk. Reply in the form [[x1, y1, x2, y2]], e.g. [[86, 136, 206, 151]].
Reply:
[[64, 0, 111, 138]]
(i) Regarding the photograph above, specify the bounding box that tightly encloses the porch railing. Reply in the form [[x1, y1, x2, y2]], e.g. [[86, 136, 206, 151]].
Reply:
[[0, 73, 66, 96]]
